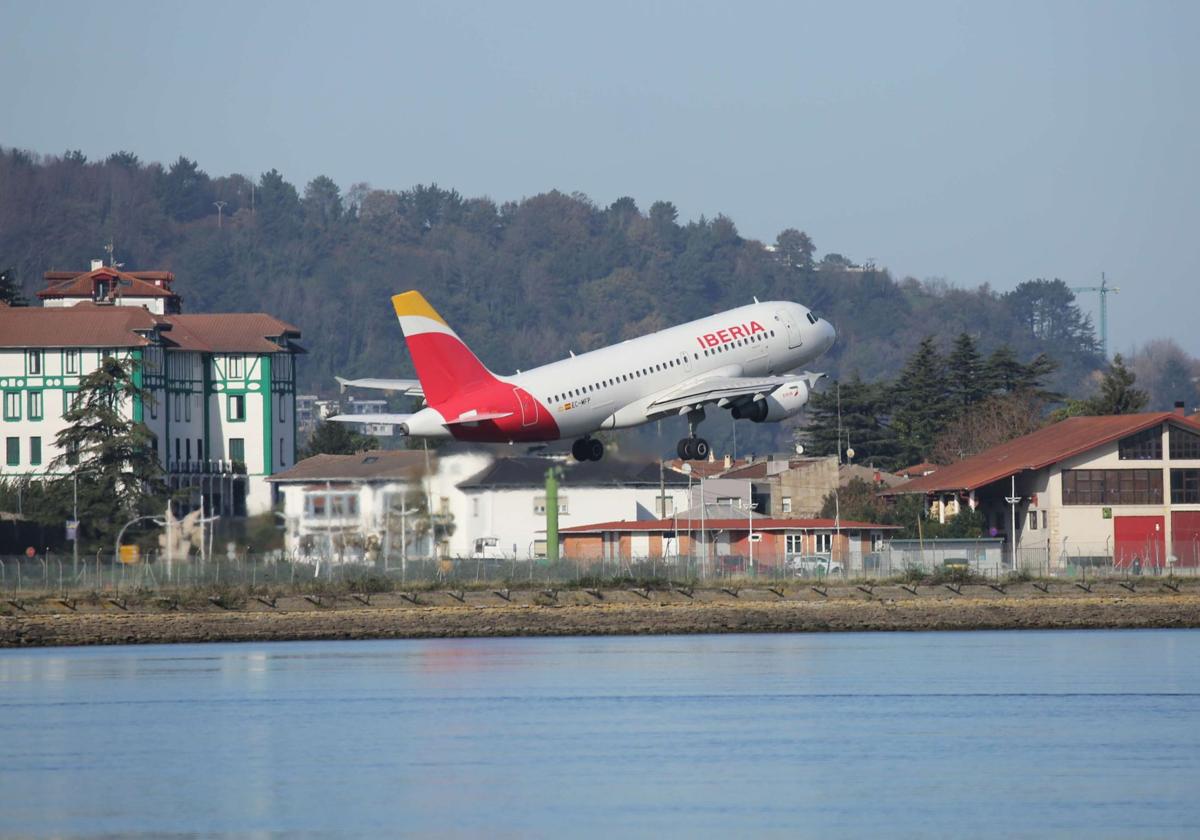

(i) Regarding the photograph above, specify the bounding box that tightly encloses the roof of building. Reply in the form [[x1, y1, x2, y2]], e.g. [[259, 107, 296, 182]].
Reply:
[[38, 267, 177, 299], [458, 457, 691, 489], [898, 462, 939, 478], [0, 304, 301, 353], [883, 412, 1200, 495], [839, 463, 907, 488], [160, 313, 302, 353], [560, 517, 902, 534], [0, 305, 159, 348], [665, 457, 742, 478], [267, 450, 428, 483]]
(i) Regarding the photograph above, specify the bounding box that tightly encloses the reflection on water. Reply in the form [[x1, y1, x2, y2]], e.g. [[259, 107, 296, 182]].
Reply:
[[2, 630, 1199, 838]]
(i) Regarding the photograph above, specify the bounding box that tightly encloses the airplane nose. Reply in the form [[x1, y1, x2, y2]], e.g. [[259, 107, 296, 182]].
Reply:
[[821, 319, 836, 350]]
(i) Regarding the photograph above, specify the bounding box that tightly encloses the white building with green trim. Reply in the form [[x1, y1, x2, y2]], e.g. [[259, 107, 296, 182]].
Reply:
[[0, 266, 303, 516]]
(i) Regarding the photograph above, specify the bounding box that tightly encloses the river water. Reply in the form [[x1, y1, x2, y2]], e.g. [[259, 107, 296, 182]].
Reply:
[[1, 630, 1198, 838]]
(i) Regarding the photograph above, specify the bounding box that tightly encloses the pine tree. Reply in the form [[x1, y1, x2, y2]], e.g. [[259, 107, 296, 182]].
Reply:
[[797, 372, 899, 468], [46, 356, 164, 547], [0, 267, 27, 306], [302, 419, 377, 458], [946, 333, 986, 409], [889, 337, 951, 466], [1087, 354, 1149, 415]]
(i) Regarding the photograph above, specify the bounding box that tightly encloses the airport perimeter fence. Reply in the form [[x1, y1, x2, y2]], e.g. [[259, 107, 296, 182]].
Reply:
[[3, 542, 1199, 598]]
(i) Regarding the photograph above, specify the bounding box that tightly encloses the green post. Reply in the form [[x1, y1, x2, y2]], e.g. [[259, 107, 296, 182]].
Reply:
[[545, 466, 559, 565]]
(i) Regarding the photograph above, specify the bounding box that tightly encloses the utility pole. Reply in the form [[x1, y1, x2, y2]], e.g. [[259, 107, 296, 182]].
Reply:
[[214, 201, 227, 229], [1071, 273, 1120, 359], [545, 466, 560, 564]]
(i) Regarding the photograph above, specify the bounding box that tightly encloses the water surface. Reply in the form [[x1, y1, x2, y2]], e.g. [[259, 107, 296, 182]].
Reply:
[[2, 630, 1198, 838]]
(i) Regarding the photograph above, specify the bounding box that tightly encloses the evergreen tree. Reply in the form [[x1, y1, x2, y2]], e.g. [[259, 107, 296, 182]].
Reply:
[[889, 337, 951, 466], [981, 346, 1024, 394], [1086, 354, 1149, 415], [0, 267, 27, 306], [946, 332, 986, 409], [798, 373, 899, 468], [302, 419, 377, 458], [46, 356, 164, 548], [1154, 355, 1198, 410]]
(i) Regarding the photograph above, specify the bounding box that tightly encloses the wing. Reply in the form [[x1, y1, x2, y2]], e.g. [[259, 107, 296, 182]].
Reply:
[[645, 372, 827, 416], [336, 376, 424, 397]]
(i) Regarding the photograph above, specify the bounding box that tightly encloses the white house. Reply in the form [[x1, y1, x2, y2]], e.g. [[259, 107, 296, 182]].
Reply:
[[268, 447, 703, 562], [454, 457, 692, 560], [0, 265, 302, 516], [886, 407, 1200, 571]]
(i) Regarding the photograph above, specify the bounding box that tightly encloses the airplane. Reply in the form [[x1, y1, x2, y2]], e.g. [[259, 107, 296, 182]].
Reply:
[[331, 291, 836, 461]]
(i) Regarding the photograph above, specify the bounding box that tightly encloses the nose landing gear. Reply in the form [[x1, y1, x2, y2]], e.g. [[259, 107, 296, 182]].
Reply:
[[572, 437, 605, 462], [676, 407, 710, 461]]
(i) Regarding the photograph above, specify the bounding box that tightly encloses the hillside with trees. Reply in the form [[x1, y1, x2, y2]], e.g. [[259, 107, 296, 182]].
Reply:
[[2, 146, 1194, 457]]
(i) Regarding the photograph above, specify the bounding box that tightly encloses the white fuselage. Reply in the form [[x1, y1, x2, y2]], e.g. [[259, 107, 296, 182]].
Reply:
[[405, 300, 834, 440]]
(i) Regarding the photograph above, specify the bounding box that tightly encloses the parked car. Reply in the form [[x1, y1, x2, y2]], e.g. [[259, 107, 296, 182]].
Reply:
[[786, 555, 844, 577]]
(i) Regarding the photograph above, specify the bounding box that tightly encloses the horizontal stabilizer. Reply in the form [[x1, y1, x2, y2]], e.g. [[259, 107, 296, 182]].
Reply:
[[336, 376, 424, 396], [328, 413, 414, 428]]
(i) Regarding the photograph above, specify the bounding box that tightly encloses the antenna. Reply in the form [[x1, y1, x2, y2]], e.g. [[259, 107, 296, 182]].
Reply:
[[104, 238, 116, 268], [1071, 272, 1120, 358]]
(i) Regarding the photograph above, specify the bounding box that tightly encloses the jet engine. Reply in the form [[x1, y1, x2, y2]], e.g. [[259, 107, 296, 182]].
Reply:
[[731, 380, 810, 423]]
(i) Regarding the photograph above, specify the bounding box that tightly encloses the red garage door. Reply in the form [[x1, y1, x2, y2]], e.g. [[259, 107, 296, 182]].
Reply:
[[1114, 516, 1165, 569], [1172, 512, 1200, 568]]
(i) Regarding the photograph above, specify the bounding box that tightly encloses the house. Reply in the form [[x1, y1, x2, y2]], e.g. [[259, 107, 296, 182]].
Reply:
[[711, 455, 905, 516], [883, 406, 1200, 571], [39, 262, 182, 314], [559, 513, 900, 574], [898, 463, 939, 479], [455, 457, 692, 560], [268, 449, 431, 561], [0, 266, 302, 515]]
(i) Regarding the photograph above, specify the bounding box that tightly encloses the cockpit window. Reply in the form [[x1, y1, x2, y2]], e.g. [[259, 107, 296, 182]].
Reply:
[[806, 312, 819, 325]]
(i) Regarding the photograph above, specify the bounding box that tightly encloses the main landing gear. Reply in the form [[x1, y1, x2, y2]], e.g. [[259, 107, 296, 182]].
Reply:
[[572, 437, 605, 462], [676, 408, 710, 461]]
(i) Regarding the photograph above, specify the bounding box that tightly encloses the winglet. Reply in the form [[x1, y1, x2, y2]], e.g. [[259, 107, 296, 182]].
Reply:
[[391, 291, 447, 326]]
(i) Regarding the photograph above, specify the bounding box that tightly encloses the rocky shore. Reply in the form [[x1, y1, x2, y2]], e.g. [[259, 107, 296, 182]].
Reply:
[[3, 581, 1198, 647]]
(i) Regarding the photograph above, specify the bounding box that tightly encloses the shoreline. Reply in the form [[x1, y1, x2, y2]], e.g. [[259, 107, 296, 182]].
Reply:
[[3, 582, 1199, 647]]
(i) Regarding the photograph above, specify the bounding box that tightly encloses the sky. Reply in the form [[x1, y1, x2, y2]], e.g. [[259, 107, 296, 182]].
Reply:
[[2, 0, 1198, 355]]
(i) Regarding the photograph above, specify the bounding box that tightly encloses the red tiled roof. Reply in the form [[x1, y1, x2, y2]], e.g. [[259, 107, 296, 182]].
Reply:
[[38, 267, 177, 299], [267, 450, 427, 482], [899, 462, 939, 478], [665, 458, 741, 478], [883, 412, 1200, 495], [719, 462, 770, 479], [560, 517, 901, 534], [0, 305, 158, 348], [0, 305, 300, 353], [160, 314, 301, 353]]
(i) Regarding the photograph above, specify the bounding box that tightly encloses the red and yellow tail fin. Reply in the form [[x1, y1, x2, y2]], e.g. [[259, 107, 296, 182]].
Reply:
[[391, 291, 495, 405]]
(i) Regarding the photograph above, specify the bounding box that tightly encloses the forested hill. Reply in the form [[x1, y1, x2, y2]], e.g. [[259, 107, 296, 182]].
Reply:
[[0, 147, 1105, 415]]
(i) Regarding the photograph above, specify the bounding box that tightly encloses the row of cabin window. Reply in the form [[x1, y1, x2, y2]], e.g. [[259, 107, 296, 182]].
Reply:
[[548, 330, 776, 405]]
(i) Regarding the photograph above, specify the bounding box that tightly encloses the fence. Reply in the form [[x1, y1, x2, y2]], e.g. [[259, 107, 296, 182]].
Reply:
[[3, 542, 1198, 597]]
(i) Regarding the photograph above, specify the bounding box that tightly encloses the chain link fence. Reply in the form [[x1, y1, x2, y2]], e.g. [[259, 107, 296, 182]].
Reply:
[[3, 540, 1198, 598]]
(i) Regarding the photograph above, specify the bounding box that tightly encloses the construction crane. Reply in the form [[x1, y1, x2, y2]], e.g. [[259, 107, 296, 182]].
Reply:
[[1071, 273, 1119, 358]]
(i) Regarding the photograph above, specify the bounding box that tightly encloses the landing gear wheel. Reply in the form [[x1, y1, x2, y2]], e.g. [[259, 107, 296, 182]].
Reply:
[[677, 439, 690, 460], [587, 438, 605, 461], [692, 438, 710, 460], [572, 438, 590, 462]]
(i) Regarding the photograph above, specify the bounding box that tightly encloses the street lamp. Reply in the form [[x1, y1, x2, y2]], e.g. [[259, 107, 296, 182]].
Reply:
[[115, 514, 167, 565]]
